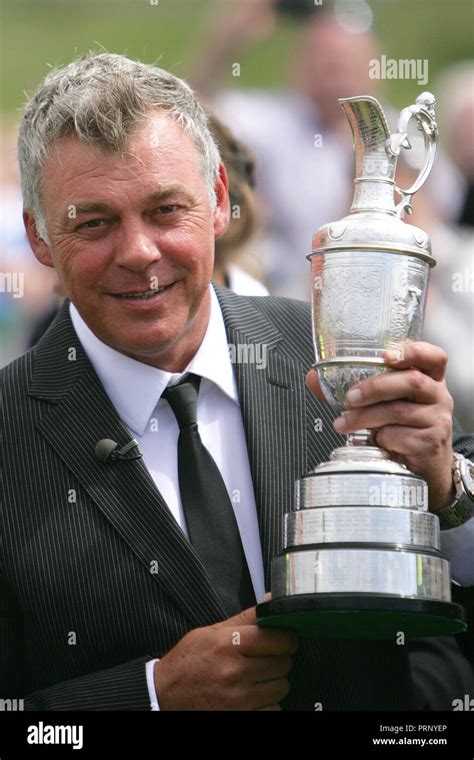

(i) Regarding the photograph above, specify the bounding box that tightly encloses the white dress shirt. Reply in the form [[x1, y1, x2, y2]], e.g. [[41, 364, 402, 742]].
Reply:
[[70, 285, 266, 709]]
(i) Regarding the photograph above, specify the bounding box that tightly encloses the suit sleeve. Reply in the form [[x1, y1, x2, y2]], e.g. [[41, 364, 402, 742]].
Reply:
[[24, 655, 151, 711], [409, 635, 474, 711], [0, 572, 153, 711], [24, 658, 153, 711]]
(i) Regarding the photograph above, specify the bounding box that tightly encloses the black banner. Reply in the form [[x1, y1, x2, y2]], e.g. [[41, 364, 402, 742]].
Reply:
[[0, 710, 473, 758]]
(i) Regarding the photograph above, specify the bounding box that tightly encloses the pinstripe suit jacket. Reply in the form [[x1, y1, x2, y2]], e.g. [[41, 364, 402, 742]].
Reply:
[[2, 284, 473, 710]]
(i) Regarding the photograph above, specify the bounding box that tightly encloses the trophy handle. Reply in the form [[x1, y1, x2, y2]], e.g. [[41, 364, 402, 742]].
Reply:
[[387, 92, 438, 218]]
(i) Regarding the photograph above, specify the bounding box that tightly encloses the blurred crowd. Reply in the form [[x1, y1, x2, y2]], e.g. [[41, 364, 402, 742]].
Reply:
[[1, 1, 473, 428]]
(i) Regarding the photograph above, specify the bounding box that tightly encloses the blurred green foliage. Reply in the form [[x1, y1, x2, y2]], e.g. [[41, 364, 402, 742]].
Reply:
[[0, 0, 473, 114]]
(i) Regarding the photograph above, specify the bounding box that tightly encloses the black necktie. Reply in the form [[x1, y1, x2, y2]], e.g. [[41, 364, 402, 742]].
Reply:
[[162, 374, 256, 616]]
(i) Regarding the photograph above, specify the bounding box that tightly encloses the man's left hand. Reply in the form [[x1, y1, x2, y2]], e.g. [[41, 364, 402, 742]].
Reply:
[[306, 340, 456, 512]]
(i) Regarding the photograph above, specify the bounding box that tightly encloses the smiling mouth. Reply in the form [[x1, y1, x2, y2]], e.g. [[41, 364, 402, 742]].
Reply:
[[111, 284, 173, 300]]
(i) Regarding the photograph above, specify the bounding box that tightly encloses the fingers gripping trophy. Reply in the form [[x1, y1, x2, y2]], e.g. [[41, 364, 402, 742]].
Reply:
[[257, 93, 467, 639]]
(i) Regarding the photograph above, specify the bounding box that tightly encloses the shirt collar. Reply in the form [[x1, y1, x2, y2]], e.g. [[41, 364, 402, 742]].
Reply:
[[69, 284, 239, 436]]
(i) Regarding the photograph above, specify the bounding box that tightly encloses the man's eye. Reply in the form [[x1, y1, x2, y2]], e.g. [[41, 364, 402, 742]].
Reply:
[[157, 205, 180, 215], [79, 219, 105, 229]]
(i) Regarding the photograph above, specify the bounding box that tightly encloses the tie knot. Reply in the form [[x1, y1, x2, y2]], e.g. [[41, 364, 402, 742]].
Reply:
[[162, 373, 201, 430]]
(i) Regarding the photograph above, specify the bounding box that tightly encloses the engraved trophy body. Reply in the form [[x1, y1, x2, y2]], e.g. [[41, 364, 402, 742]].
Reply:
[[257, 93, 466, 638]]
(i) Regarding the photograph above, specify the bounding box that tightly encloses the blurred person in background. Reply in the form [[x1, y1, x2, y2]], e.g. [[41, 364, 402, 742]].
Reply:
[[194, 2, 371, 298], [435, 61, 474, 227], [208, 113, 268, 296], [0, 122, 57, 364], [395, 63, 474, 431], [192, 1, 464, 300], [398, 166, 473, 432]]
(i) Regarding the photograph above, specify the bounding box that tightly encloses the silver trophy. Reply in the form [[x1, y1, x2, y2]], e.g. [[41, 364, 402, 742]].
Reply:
[[257, 93, 466, 638]]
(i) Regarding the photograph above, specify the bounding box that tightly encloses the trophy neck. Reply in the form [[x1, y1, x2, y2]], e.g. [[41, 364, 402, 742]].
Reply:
[[339, 96, 398, 216], [350, 180, 397, 216]]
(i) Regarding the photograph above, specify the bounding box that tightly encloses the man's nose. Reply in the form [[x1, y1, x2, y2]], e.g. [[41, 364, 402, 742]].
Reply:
[[114, 221, 162, 270]]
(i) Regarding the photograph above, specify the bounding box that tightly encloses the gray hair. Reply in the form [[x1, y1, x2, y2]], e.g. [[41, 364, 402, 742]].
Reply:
[[17, 52, 221, 243]]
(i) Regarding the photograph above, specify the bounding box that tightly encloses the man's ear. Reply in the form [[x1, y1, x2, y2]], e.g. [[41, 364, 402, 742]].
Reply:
[[23, 211, 55, 268], [213, 162, 231, 240]]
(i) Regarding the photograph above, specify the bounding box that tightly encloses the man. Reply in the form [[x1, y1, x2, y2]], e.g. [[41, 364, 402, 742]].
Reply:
[[2, 53, 473, 711]]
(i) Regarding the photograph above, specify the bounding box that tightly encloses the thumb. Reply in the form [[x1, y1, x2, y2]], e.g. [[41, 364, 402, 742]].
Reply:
[[216, 603, 257, 628], [215, 591, 272, 628]]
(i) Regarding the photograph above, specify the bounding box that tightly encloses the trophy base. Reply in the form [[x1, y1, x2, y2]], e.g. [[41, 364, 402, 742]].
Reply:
[[256, 595, 466, 639]]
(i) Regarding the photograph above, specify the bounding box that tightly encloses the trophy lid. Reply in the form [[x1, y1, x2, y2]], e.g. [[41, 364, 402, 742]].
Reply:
[[309, 93, 438, 266]]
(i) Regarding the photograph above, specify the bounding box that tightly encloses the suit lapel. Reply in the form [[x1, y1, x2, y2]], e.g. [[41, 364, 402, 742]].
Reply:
[[214, 286, 308, 587], [214, 285, 343, 587], [29, 300, 227, 628]]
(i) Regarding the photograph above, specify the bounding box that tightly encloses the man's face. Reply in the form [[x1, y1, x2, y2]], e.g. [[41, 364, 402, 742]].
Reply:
[[296, 19, 379, 128], [26, 112, 229, 370]]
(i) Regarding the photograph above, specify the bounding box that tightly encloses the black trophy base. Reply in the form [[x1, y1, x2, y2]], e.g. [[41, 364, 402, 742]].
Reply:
[[256, 594, 467, 639]]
